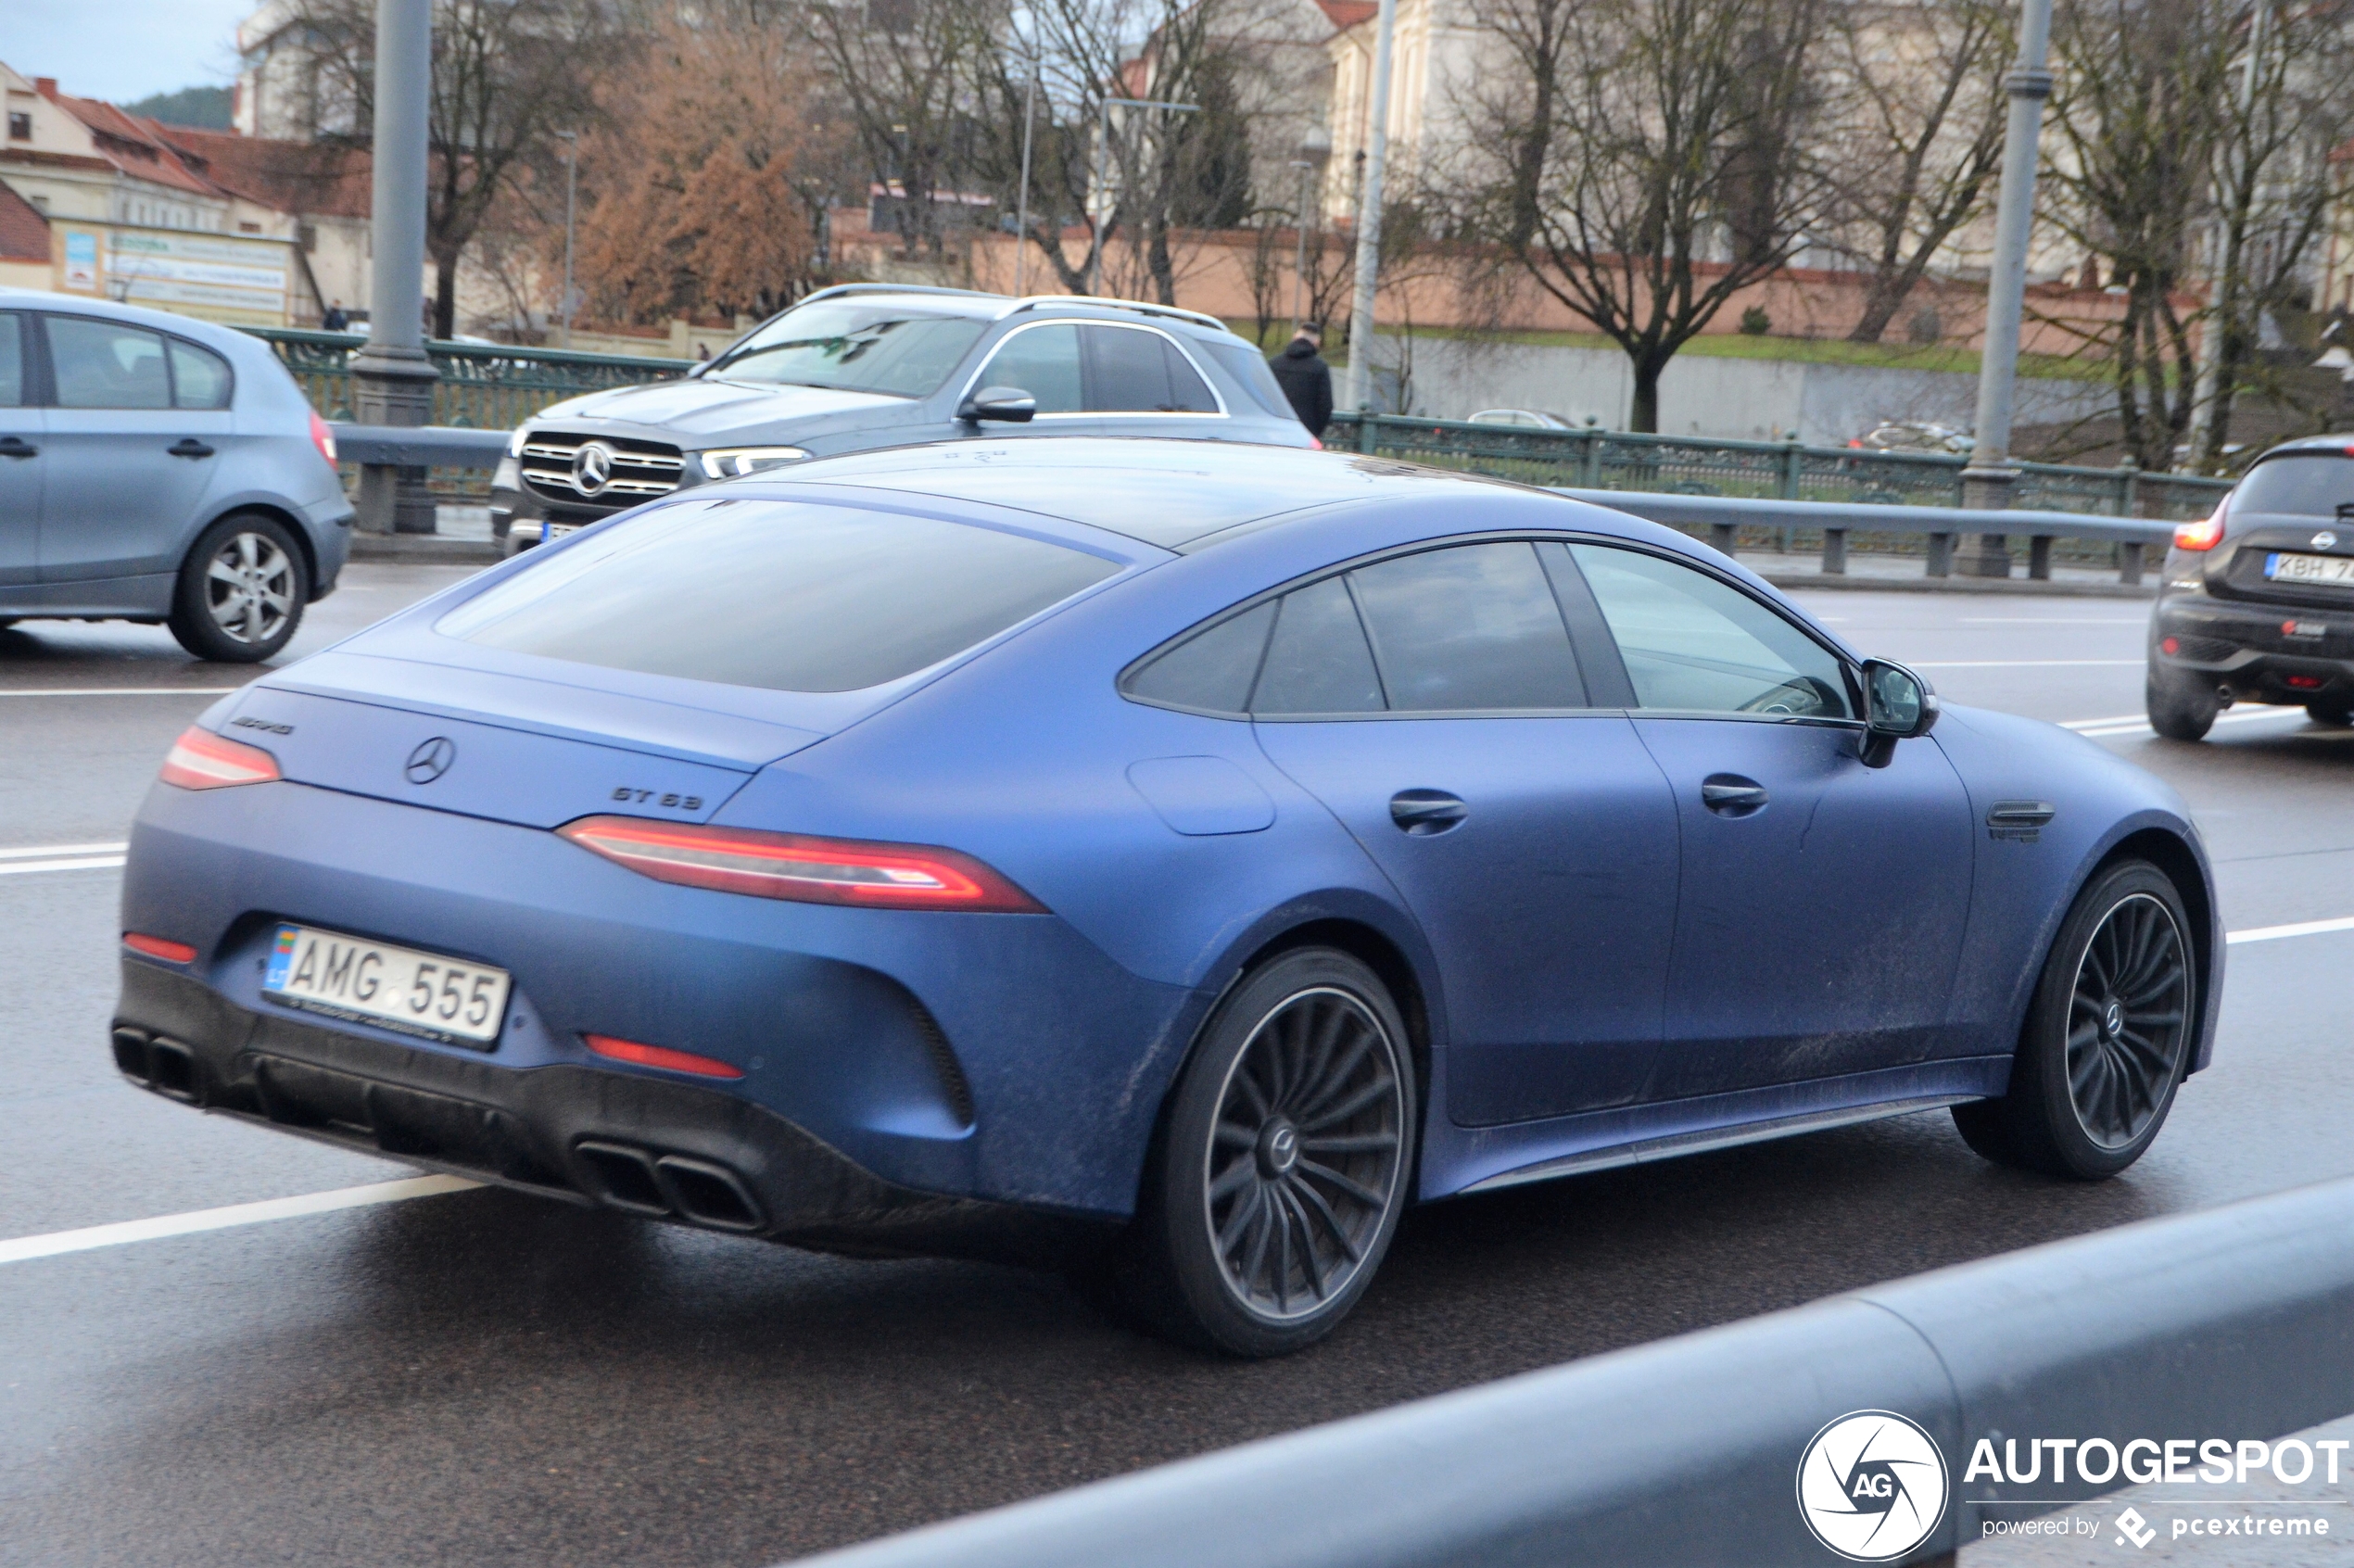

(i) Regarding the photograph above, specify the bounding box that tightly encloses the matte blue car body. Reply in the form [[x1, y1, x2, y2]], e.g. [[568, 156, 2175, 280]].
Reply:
[[114, 441, 2222, 1255]]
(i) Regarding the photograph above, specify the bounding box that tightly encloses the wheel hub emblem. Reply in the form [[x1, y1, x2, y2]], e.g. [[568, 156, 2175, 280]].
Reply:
[[572, 440, 616, 496], [1259, 1120, 1300, 1177], [2102, 998, 2125, 1037], [404, 737, 456, 785], [2313, 530, 2338, 550]]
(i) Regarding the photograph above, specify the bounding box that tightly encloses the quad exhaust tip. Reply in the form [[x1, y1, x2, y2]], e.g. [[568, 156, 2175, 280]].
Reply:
[[112, 1028, 201, 1105], [573, 1140, 764, 1233]]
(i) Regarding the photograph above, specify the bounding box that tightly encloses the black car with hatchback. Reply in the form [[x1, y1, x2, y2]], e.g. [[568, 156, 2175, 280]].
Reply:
[[2147, 433, 2354, 740]]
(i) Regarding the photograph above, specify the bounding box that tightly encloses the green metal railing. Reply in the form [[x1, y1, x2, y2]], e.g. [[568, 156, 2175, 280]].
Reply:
[[242, 327, 695, 431], [1330, 414, 2233, 524]]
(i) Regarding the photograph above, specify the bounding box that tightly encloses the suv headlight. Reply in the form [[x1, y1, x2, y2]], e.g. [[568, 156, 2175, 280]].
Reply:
[[700, 446, 811, 478], [507, 426, 529, 458]]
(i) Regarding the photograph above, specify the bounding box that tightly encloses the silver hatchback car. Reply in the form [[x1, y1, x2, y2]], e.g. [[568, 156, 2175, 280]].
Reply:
[[0, 289, 351, 662]]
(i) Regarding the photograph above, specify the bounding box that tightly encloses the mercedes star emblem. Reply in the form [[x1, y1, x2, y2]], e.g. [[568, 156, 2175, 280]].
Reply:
[[404, 737, 457, 785], [572, 440, 616, 497], [2314, 530, 2339, 550]]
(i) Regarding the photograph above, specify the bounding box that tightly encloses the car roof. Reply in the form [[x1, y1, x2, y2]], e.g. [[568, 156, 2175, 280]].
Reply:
[[757, 285, 1241, 340], [2251, 434, 2354, 462], [0, 287, 253, 348], [772, 437, 1535, 550]]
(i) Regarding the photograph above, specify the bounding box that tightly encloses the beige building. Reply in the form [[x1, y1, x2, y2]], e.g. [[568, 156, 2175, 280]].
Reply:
[[0, 60, 371, 327]]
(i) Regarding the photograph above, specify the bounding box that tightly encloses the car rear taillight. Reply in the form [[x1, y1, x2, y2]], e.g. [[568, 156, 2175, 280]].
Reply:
[[582, 1033, 745, 1080], [123, 933, 197, 963], [556, 816, 1044, 912], [1309, 436, 1324, 450], [309, 410, 338, 468], [159, 727, 281, 790], [2173, 512, 2225, 550]]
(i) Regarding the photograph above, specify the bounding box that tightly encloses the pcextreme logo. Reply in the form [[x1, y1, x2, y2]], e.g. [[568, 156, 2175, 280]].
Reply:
[[1797, 1410, 1951, 1562]]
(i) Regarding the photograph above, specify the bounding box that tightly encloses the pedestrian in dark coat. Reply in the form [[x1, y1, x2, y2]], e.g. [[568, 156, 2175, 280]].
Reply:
[[1269, 322, 1335, 438]]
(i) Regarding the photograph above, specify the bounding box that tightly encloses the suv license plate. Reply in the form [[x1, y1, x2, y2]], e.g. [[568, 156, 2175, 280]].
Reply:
[[262, 923, 512, 1046], [2265, 551, 2354, 585]]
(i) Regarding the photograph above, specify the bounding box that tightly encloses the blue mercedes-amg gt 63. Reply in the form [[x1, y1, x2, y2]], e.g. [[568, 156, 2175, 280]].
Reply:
[[113, 438, 2221, 1355]]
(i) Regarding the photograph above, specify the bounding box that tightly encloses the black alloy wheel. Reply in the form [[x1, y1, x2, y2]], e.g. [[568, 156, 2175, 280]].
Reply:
[[1122, 947, 1415, 1356], [1955, 860, 2196, 1180], [2061, 891, 2191, 1151]]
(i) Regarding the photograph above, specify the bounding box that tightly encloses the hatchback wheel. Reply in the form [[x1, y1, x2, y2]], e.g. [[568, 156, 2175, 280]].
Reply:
[[1123, 947, 1415, 1356], [1954, 860, 2195, 1180], [169, 512, 307, 663], [2145, 667, 2217, 741]]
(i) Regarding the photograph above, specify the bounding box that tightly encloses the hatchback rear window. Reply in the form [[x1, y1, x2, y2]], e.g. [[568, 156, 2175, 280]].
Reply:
[[2233, 455, 2354, 518], [437, 499, 1120, 692]]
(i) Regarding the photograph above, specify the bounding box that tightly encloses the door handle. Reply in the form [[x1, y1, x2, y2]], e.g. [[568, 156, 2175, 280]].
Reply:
[[0, 436, 33, 459], [1389, 790, 1468, 835], [168, 438, 216, 459], [1700, 776, 1769, 816]]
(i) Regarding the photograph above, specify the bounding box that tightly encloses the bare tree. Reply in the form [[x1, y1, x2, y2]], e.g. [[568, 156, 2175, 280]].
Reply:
[[294, 0, 622, 336], [1464, 0, 1829, 430], [1817, 0, 2008, 343]]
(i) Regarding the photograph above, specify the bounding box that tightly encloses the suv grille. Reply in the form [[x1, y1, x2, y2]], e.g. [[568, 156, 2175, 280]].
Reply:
[[520, 432, 684, 505]]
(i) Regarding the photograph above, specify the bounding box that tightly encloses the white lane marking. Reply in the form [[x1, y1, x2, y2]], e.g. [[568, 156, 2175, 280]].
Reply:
[[0, 1176, 483, 1266], [1957, 617, 2147, 625], [0, 855, 126, 877], [2228, 916, 2354, 946], [0, 687, 239, 698], [1910, 659, 2146, 669], [0, 841, 128, 861], [2072, 709, 2310, 740]]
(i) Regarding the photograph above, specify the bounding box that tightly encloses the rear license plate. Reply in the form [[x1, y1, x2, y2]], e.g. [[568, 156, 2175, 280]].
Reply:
[[2264, 551, 2354, 585], [543, 523, 581, 541], [262, 923, 512, 1047]]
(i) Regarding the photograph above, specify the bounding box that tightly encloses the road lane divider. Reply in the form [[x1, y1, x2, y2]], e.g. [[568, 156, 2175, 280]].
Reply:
[[2227, 916, 2354, 946], [0, 1175, 483, 1266], [0, 688, 240, 698], [0, 841, 129, 877]]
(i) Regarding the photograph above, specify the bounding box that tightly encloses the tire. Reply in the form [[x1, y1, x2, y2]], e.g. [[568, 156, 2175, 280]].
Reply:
[[1953, 860, 2196, 1181], [168, 512, 308, 663], [2145, 666, 2218, 741], [1120, 947, 1417, 1357], [2308, 699, 2354, 727]]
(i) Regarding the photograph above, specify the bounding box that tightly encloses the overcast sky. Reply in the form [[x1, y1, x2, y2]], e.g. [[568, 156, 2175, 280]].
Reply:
[[1, 1, 252, 105]]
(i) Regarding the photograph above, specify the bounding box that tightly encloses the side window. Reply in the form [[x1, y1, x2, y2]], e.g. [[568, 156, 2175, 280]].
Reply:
[[1349, 542, 1586, 711], [0, 314, 21, 407], [169, 339, 234, 409], [46, 316, 171, 410], [1084, 324, 1175, 412], [1251, 577, 1383, 714], [1568, 543, 1852, 718], [976, 323, 1082, 412], [1160, 339, 1218, 412], [1121, 600, 1274, 714]]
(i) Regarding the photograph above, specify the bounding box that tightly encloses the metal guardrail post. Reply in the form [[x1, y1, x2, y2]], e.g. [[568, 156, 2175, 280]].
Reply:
[[1821, 528, 1848, 575], [2120, 540, 2146, 586], [2028, 535, 2054, 579], [1357, 410, 1378, 456], [1927, 532, 1955, 577], [1709, 524, 1739, 555], [1777, 436, 1802, 500], [1580, 428, 1602, 489]]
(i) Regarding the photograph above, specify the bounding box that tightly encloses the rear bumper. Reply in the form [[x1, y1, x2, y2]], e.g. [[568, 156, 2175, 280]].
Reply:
[[2152, 591, 2354, 703], [113, 959, 1116, 1265]]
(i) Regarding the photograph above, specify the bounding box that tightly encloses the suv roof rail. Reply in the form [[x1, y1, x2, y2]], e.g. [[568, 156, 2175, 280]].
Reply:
[[791, 283, 1005, 306], [1000, 295, 1231, 334]]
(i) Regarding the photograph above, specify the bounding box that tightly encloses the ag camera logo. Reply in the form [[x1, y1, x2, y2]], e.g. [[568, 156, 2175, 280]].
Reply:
[[1797, 1410, 1949, 1562]]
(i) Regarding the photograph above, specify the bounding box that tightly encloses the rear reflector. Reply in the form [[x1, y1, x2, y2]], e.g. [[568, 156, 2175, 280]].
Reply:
[[123, 932, 197, 963], [159, 726, 280, 790], [582, 1033, 745, 1080], [2173, 514, 2225, 551], [556, 816, 1044, 912]]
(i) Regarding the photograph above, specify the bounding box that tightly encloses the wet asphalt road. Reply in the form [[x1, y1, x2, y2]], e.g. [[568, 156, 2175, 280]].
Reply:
[[2, 571, 2350, 1567]]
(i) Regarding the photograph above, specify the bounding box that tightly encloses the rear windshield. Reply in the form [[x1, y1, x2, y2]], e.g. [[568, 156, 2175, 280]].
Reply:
[[2234, 454, 2354, 518], [437, 499, 1120, 692], [1200, 339, 1299, 423], [702, 301, 988, 398]]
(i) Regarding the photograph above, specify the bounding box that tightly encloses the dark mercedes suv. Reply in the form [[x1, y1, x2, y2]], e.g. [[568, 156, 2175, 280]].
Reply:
[[2148, 434, 2354, 740], [491, 285, 1313, 550]]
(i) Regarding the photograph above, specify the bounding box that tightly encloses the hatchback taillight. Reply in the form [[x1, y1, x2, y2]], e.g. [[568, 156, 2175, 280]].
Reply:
[[309, 410, 338, 468], [556, 816, 1044, 912], [159, 727, 280, 790], [2174, 512, 2225, 550]]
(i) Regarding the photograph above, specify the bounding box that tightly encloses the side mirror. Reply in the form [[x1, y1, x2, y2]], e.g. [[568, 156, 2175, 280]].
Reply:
[[957, 386, 1037, 424], [1858, 658, 1938, 768]]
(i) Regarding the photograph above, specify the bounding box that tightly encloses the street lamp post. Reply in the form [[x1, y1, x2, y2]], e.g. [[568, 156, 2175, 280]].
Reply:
[[1015, 50, 1040, 297], [1341, 0, 1398, 412], [1290, 124, 1331, 328], [1089, 95, 1199, 297], [558, 130, 577, 349], [1960, 0, 2057, 577], [350, 0, 440, 537]]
